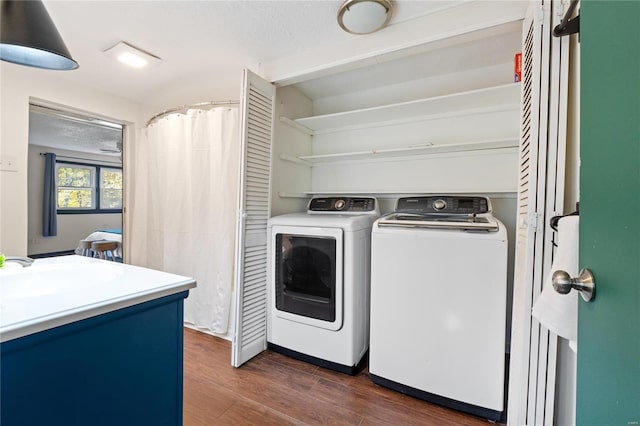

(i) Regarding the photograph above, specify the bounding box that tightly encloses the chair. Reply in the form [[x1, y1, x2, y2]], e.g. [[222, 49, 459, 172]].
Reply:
[[91, 241, 118, 261], [78, 239, 93, 257]]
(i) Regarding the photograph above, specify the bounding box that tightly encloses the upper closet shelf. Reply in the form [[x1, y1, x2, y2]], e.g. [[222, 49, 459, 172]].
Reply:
[[295, 138, 518, 164], [292, 83, 521, 133]]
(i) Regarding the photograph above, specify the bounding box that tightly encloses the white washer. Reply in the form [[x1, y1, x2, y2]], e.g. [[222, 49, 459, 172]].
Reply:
[[369, 195, 508, 421], [267, 197, 379, 374]]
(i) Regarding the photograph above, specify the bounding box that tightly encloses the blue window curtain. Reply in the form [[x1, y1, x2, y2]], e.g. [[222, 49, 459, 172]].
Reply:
[[43, 153, 57, 237]]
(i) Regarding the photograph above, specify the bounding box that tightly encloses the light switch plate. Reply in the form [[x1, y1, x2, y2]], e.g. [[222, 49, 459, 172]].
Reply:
[[0, 155, 18, 172]]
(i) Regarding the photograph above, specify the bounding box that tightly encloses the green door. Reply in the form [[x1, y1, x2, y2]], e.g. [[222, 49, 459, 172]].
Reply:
[[579, 1, 640, 424]]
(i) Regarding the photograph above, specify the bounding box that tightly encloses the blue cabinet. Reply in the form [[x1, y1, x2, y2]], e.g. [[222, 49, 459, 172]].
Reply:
[[1, 291, 189, 426]]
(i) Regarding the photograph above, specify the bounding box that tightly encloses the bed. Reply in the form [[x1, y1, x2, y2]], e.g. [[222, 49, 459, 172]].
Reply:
[[75, 228, 123, 258]]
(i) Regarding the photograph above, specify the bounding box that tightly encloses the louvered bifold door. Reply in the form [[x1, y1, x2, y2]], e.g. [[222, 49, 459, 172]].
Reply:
[[508, 0, 571, 424], [507, 2, 550, 424], [232, 69, 275, 367], [534, 1, 571, 423]]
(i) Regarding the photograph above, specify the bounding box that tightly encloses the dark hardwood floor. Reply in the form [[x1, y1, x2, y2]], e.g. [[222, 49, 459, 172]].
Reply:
[[183, 328, 493, 425]]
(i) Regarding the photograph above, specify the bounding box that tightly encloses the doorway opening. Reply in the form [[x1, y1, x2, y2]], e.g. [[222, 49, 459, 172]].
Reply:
[[27, 104, 124, 260]]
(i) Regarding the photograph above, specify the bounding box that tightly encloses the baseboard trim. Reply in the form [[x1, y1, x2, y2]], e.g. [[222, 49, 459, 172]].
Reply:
[[28, 250, 76, 259]]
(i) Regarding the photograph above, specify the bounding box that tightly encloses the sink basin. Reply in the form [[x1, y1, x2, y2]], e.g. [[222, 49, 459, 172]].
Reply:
[[1, 263, 121, 299]]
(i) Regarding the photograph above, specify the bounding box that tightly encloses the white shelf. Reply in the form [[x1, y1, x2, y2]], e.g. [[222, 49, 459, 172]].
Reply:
[[279, 116, 313, 135], [278, 139, 518, 166], [277, 192, 310, 199], [279, 153, 312, 166], [293, 83, 521, 133]]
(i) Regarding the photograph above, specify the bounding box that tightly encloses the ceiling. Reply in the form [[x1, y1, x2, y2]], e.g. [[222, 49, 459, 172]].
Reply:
[[29, 1, 457, 155], [29, 106, 123, 157], [43, 0, 456, 107]]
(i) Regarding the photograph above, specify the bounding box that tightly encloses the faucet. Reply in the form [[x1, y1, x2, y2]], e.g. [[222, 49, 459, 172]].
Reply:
[[4, 256, 35, 267]]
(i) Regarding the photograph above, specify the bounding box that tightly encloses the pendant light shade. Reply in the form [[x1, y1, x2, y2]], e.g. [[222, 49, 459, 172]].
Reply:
[[0, 0, 78, 70]]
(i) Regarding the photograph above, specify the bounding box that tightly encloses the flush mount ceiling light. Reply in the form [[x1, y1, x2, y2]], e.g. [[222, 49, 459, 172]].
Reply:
[[337, 0, 393, 35], [104, 41, 161, 69], [0, 0, 78, 70]]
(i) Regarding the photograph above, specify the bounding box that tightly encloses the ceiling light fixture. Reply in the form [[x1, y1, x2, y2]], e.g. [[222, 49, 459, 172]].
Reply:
[[104, 41, 161, 69], [337, 0, 393, 35], [0, 0, 78, 70]]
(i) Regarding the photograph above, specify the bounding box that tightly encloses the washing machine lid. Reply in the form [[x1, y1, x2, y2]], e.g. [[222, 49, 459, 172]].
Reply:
[[378, 195, 499, 232], [377, 212, 499, 232]]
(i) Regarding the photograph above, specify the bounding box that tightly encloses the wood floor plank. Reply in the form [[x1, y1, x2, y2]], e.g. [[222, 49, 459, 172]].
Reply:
[[183, 378, 236, 425], [260, 348, 321, 375], [215, 399, 306, 426], [241, 354, 320, 392], [209, 366, 363, 425], [309, 359, 489, 426], [184, 335, 363, 424], [311, 377, 467, 426], [182, 329, 499, 425], [312, 360, 372, 387]]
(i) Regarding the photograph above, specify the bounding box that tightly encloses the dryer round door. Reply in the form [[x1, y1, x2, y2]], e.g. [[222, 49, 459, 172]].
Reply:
[[270, 225, 343, 331]]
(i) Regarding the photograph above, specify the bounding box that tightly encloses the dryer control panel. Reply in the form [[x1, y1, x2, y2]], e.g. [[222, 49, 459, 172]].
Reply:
[[395, 196, 490, 215], [308, 197, 378, 214]]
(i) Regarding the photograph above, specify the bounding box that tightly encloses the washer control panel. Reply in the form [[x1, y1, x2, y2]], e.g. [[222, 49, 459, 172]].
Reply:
[[308, 197, 377, 213], [395, 196, 490, 214]]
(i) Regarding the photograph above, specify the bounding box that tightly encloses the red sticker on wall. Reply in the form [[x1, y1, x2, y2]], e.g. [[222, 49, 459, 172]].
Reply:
[[515, 53, 522, 82]]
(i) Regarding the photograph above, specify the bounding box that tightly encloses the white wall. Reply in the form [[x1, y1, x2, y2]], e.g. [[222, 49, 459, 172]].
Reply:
[[27, 145, 122, 256], [0, 63, 142, 256], [270, 86, 313, 217], [263, 1, 528, 84], [139, 71, 245, 127]]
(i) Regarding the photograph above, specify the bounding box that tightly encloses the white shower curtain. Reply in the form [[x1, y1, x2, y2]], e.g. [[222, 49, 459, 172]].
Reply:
[[129, 107, 239, 335]]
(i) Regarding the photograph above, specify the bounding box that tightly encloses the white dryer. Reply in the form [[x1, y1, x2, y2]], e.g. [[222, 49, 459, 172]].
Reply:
[[369, 195, 508, 421], [267, 197, 379, 374]]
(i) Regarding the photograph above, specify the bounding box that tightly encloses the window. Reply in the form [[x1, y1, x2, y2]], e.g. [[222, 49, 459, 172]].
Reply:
[[57, 164, 95, 209], [100, 167, 123, 209], [56, 162, 122, 213]]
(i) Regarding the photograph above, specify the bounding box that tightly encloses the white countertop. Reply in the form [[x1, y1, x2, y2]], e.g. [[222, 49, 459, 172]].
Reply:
[[0, 255, 196, 343]]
